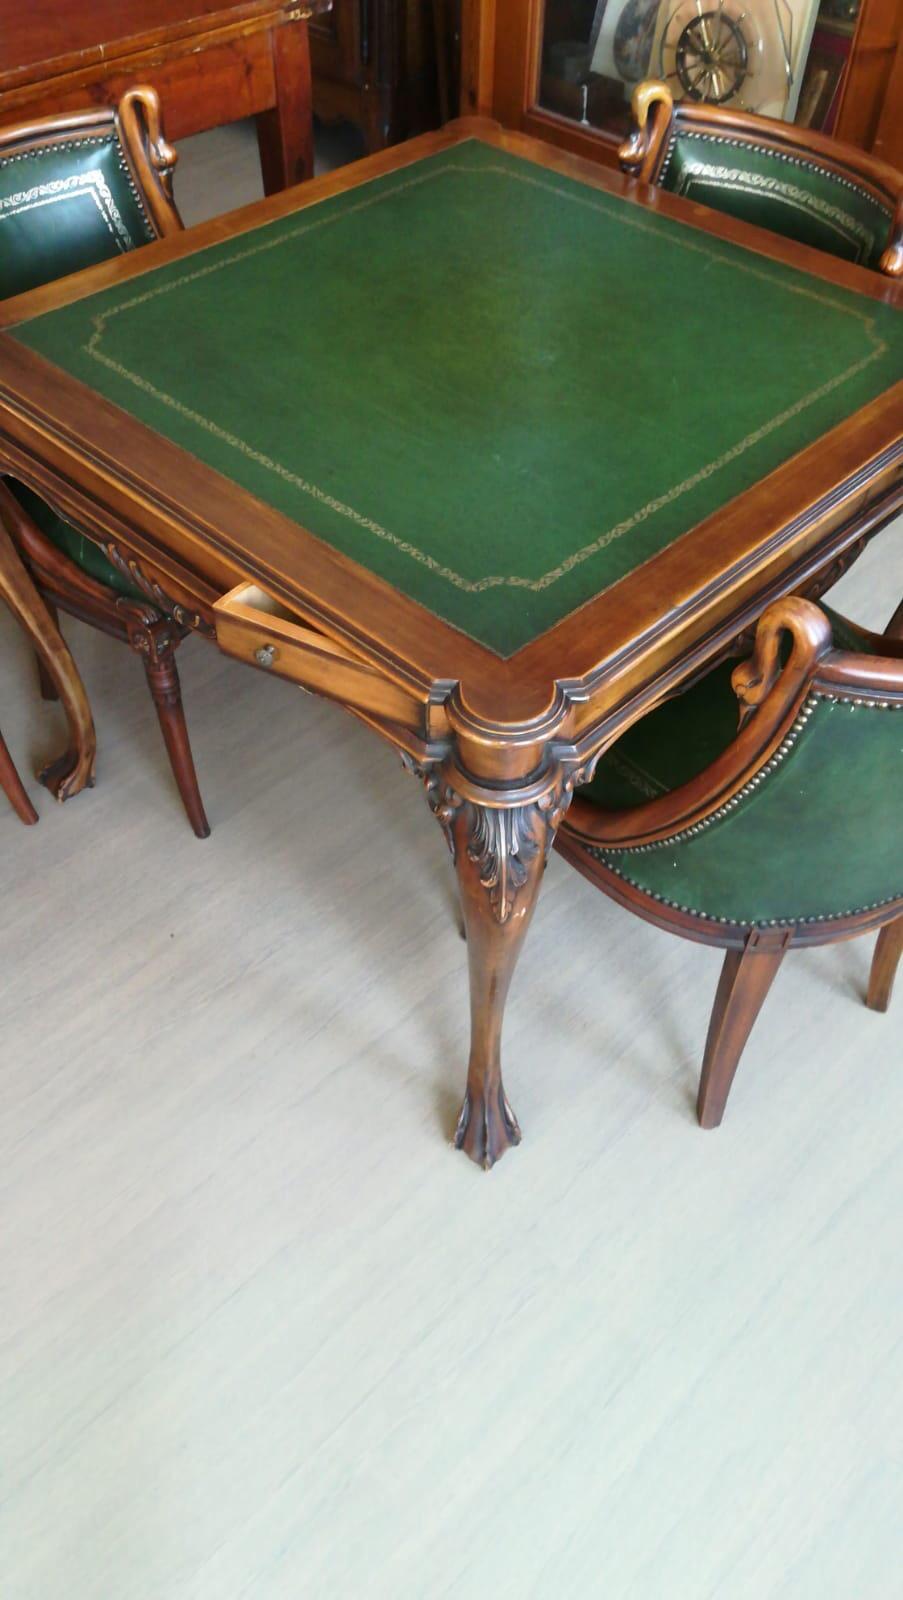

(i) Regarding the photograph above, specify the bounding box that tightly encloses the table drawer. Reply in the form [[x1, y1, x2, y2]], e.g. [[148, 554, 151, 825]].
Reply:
[[214, 582, 428, 733]]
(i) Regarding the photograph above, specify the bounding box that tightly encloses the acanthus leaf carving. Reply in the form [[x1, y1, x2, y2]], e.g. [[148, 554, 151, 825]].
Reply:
[[466, 801, 544, 924], [398, 751, 462, 860], [104, 541, 216, 637], [402, 749, 601, 924]]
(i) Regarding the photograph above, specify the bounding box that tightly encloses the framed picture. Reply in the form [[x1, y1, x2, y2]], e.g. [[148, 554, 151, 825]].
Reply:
[[590, 0, 663, 88]]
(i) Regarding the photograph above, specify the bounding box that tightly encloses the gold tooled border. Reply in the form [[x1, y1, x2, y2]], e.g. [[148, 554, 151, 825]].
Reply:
[[80, 153, 889, 596]]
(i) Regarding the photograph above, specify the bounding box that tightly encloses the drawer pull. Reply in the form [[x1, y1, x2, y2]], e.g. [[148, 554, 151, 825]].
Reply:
[[215, 583, 430, 734]]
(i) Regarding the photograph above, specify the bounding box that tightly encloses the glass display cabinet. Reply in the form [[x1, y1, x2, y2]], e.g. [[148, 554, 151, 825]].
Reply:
[[460, 0, 902, 168]]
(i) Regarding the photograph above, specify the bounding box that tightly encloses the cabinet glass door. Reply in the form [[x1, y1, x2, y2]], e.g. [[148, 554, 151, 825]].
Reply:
[[537, 0, 864, 145]]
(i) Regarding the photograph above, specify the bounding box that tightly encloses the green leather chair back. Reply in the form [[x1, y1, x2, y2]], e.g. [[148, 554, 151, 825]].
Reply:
[[657, 131, 895, 271], [0, 126, 157, 301], [0, 95, 178, 602], [578, 611, 903, 929], [591, 693, 903, 927]]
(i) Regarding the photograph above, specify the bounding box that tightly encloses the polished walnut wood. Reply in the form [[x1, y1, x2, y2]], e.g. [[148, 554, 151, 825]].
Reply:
[[832, 0, 903, 166], [867, 916, 903, 1011], [0, 85, 183, 244], [0, 724, 37, 823], [0, 512, 96, 805], [0, 482, 210, 839], [0, 119, 900, 1164], [0, 90, 212, 837], [697, 930, 791, 1129], [0, 0, 328, 195]]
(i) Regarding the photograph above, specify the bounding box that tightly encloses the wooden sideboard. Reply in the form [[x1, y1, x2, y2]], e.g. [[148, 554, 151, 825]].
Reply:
[[0, 0, 330, 193]]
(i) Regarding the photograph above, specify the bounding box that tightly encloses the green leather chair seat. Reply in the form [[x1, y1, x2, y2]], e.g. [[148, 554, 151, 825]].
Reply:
[[577, 609, 903, 927], [659, 132, 894, 271], [0, 134, 156, 301], [11, 482, 145, 603]]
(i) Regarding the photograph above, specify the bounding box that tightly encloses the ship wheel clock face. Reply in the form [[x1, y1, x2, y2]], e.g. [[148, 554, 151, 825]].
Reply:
[[655, 0, 771, 112], [598, 0, 809, 118], [674, 10, 749, 101]]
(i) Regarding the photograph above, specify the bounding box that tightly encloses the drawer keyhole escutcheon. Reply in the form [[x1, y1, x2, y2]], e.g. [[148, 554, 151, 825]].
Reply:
[[255, 643, 277, 668]]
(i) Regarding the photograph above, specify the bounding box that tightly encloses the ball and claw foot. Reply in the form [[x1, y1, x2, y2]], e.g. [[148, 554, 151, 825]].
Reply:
[[454, 1086, 522, 1170]]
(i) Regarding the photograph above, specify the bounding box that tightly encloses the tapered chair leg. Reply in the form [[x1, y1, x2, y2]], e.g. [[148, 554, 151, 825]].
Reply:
[[0, 728, 38, 824], [697, 930, 790, 1128], [128, 617, 210, 840], [867, 918, 903, 1014]]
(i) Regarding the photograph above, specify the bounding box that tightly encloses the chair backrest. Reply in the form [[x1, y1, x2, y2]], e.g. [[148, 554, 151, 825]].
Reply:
[[0, 86, 182, 303], [567, 598, 903, 929], [619, 81, 903, 277]]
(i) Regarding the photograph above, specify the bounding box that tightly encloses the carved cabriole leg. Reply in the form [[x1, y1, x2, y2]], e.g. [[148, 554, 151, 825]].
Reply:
[[451, 796, 546, 1167], [867, 917, 903, 1014], [696, 926, 792, 1129], [121, 605, 211, 841], [0, 519, 96, 801], [410, 756, 587, 1168]]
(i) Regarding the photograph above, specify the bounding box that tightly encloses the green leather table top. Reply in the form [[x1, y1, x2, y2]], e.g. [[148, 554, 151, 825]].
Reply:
[[10, 140, 903, 656]]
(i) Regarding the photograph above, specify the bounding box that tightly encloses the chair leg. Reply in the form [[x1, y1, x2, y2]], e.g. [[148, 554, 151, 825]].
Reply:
[[0, 727, 38, 824], [697, 929, 790, 1128], [35, 597, 60, 701], [866, 917, 903, 1014], [130, 618, 210, 840]]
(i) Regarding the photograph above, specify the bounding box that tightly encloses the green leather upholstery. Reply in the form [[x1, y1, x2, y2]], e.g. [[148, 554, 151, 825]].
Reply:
[[583, 654, 741, 814], [11, 483, 144, 602], [578, 610, 903, 927], [0, 132, 156, 302], [659, 131, 894, 270], [1, 124, 158, 593]]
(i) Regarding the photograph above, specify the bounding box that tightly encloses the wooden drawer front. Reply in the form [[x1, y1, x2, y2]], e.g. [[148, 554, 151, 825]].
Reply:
[[215, 583, 427, 733]]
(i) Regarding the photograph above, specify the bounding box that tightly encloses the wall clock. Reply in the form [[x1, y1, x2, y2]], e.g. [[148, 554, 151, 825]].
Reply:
[[590, 0, 821, 120]]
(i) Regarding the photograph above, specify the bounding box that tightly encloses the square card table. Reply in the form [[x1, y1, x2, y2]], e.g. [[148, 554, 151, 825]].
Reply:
[[1, 118, 901, 1166]]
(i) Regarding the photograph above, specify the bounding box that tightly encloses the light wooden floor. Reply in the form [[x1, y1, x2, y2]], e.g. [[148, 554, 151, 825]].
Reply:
[[1, 124, 901, 1599]]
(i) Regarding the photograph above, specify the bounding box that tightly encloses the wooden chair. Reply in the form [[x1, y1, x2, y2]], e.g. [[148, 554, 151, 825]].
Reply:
[[0, 87, 209, 837], [556, 596, 903, 1127], [619, 80, 903, 277], [0, 516, 96, 821]]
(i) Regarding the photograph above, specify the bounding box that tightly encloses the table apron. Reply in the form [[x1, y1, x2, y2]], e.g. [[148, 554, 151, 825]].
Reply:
[[565, 460, 903, 749]]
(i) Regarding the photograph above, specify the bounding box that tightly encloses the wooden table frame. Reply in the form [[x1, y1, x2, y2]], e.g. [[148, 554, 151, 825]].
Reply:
[[0, 1, 331, 196], [0, 118, 901, 1166]]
